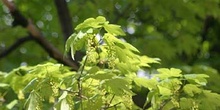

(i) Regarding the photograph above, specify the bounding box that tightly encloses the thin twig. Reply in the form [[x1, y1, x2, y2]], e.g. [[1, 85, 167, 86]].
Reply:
[[2, 0, 79, 70], [108, 102, 122, 109], [0, 36, 33, 59], [53, 0, 73, 41], [77, 55, 88, 110], [108, 94, 115, 108]]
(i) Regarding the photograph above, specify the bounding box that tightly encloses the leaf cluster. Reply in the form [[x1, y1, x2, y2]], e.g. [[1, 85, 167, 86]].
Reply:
[[0, 16, 220, 110]]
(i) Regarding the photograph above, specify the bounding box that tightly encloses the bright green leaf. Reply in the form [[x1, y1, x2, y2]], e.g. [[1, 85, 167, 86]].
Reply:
[[104, 24, 126, 36], [158, 85, 172, 96], [183, 84, 202, 97], [88, 66, 100, 74], [89, 71, 115, 80], [104, 78, 132, 95], [134, 78, 157, 90], [156, 68, 182, 79], [6, 100, 18, 109], [23, 78, 38, 93], [179, 98, 194, 110], [25, 91, 41, 110], [75, 16, 107, 30], [184, 74, 209, 86], [0, 83, 9, 88]]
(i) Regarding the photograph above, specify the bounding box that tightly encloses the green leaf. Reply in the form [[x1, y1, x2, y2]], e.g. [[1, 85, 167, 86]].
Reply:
[[6, 100, 18, 109], [183, 84, 202, 97], [134, 78, 157, 90], [60, 99, 71, 110], [158, 85, 172, 96], [179, 98, 194, 110], [139, 56, 160, 67], [0, 83, 10, 88], [66, 31, 88, 60], [86, 94, 103, 110], [25, 91, 41, 110], [65, 34, 75, 53], [88, 66, 100, 74], [198, 90, 220, 110], [23, 78, 38, 93], [104, 24, 126, 36], [123, 42, 140, 53], [104, 78, 132, 95], [75, 16, 107, 30], [55, 91, 73, 110], [184, 74, 209, 86], [88, 70, 115, 80], [156, 68, 182, 79]]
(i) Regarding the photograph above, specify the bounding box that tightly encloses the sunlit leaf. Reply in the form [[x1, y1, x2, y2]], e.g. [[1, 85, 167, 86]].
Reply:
[[75, 16, 107, 30], [104, 24, 126, 36], [88, 66, 100, 74], [184, 74, 209, 86], [23, 78, 38, 93], [25, 91, 41, 110], [139, 56, 160, 67], [65, 34, 76, 53], [183, 84, 202, 97], [60, 99, 70, 110], [104, 78, 132, 95], [134, 78, 157, 90], [0, 83, 9, 88], [179, 98, 194, 109], [158, 85, 172, 96], [88, 71, 115, 80], [156, 68, 182, 79], [6, 100, 18, 109]]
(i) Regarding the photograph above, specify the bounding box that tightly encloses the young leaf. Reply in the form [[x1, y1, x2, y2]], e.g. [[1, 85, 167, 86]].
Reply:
[[198, 90, 220, 110], [104, 78, 132, 95], [75, 16, 107, 30], [25, 91, 41, 110], [68, 31, 87, 60], [179, 98, 194, 110], [104, 24, 126, 36], [23, 78, 38, 93], [157, 85, 172, 96], [139, 56, 160, 67], [6, 100, 18, 109], [88, 71, 115, 80], [134, 78, 157, 90], [184, 74, 209, 86], [65, 33, 76, 53], [156, 68, 182, 79], [183, 84, 202, 97], [0, 83, 9, 88], [60, 99, 71, 110]]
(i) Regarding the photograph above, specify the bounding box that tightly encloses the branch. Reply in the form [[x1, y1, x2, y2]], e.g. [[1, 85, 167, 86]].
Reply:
[[201, 16, 214, 42], [0, 36, 32, 59], [53, 0, 73, 41], [2, 0, 79, 70], [53, 0, 85, 63]]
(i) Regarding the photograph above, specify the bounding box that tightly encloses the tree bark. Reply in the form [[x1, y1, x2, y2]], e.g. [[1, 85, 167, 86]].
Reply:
[[2, 0, 79, 70], [54, 0, 73, 41]]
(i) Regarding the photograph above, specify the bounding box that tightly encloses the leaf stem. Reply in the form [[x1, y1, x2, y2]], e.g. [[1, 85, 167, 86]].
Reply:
[[103, 94, 116, 109], [77, 55, 88, 110]]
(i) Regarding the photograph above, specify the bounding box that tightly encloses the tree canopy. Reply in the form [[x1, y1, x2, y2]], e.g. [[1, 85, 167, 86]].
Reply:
[[1, 0, 220, 109]]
